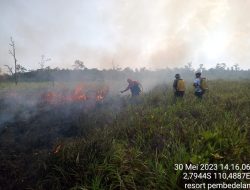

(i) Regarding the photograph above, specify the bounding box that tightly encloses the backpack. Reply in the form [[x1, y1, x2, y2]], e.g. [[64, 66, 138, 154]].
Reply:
[[177, 79, 185, 91], [200, 78, 208, 91]]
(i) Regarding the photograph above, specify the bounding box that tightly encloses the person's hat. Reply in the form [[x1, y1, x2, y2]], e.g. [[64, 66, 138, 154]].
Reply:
[[127, 78, 133, 83], [195, 72, 201, 76], [175, 74, 180, 78]]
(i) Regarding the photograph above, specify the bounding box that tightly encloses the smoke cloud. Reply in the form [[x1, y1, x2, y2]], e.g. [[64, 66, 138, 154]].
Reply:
[[0, 0, 250, 71]]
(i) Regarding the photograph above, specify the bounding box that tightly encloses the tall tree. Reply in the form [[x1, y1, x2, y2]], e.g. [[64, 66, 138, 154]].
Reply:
[[233, 64, 240, 71], [216, 63, 226, 70], [73, 60, 86, 70], [9, 37, 18, 85]]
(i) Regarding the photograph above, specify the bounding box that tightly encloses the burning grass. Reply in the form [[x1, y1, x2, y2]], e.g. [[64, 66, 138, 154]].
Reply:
[[0, 81, 112, 189], [40, 84, 109, 105]]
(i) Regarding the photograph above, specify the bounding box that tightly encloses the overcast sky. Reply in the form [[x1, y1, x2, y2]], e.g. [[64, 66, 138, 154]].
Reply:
[[0, 0, 250, 71]]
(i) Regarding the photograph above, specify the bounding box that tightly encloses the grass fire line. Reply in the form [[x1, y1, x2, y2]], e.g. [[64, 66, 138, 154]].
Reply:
[[41, 84, 109, 104]]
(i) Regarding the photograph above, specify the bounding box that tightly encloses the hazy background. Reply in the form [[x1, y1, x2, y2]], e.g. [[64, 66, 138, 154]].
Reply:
[[0, 0, 250, 71]]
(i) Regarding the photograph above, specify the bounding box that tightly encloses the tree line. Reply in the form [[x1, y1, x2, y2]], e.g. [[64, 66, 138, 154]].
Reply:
[[1, 37, 249, 84]]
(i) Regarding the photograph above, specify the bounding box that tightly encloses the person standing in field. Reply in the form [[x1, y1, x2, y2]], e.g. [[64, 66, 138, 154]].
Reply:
[[120, 78, 142, 97], [193, 72, 208, 99], [173, 74, 185, 98]]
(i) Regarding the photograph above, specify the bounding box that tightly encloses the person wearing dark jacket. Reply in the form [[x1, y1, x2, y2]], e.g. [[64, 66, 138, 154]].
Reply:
[[121, 78, 142, 97]]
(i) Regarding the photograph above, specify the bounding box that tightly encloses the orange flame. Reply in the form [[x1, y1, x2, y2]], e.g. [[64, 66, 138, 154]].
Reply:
[[71, 85, 87, 101], [41, 84, 108, 105]]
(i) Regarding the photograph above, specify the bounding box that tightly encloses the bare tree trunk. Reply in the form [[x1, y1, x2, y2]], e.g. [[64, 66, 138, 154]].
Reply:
[[9, 37, 18, 85]]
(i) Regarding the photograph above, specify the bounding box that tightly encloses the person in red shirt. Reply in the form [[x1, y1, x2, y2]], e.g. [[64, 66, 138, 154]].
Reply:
[[120, 78, 142, 97]]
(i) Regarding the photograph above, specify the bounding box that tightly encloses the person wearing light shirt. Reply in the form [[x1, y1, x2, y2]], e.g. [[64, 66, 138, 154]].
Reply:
[[193, 72, 203, 99]]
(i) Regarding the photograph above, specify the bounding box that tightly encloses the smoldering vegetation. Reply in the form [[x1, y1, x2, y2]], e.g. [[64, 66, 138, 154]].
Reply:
[[0, 67, 250, 189], [0, 83, 125, 189]]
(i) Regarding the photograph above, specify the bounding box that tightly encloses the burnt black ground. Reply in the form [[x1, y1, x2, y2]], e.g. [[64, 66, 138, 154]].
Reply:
[[0, 100, 95, 190]]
